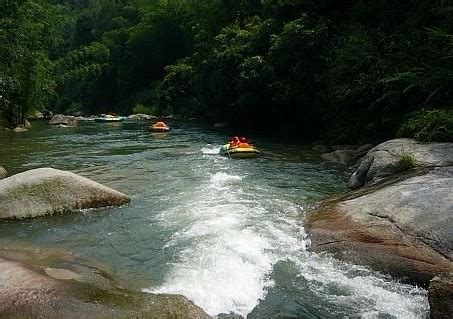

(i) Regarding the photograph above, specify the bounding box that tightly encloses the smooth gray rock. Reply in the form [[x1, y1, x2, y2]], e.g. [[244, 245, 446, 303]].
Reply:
[[0, 168, 130, 219], [49, 114, 78, 126], [12, 126, 28, 133], [0, 166, 6, 179], [307, 167, 453, 285], [428, 273, 453, 319], [349, 139, 453, 188], [0, 245, 211, 319], [347, 155, 374, 189]]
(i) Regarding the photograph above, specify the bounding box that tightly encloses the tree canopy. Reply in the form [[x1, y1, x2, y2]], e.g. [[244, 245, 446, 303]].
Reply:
[[1, 0, 452, 142]]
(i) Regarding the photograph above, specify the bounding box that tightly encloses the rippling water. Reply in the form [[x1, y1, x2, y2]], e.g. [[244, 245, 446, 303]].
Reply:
[[0, 120, 428, 318]]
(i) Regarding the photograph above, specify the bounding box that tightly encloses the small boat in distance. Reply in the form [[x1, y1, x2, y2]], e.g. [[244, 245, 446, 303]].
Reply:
[[219, 136, 260, 159], [150, 121, 170, 132], [94, 114, 125, 123]]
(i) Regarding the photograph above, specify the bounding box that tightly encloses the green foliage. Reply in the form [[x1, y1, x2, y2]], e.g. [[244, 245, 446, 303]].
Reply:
[[398, 109, 453, 142], [132, 104, 157, 115], [1, 0, 452, 143], [0, 0, 65, 127], [396, 153, 416, 172]]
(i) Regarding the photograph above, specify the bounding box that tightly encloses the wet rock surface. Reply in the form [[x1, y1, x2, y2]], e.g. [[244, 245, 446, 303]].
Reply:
[[308, 139, 453, 317], [0, 168, 130, 219], [49, 114, 78, 126], [0, 244, 211, 319], [428, 273, 453, 319], [307, 167, 453, 285]]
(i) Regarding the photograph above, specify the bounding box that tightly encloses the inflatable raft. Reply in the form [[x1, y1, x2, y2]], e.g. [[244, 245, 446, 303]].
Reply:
[[150, 122, 170, 132], [219, 143, 260, 159]]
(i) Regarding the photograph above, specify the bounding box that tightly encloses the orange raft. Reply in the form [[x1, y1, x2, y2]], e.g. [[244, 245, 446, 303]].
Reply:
[[150, 121, 170, 132]]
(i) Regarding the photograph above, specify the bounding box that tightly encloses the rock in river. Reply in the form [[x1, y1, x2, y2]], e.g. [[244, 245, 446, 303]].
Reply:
[[306, 167, 453, 286], [0, 244, 210, 318], [348, 138, 453, 189], [49, 114, 78, 126], [428, 273, 453, 319], [0, 168, 130, 219]]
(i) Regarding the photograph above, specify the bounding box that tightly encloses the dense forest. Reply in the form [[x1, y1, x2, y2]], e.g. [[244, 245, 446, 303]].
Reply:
[[1, 0, 452, 142]]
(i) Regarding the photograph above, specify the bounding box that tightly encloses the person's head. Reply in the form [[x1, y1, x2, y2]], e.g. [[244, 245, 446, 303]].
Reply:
[[232, 136, 239, 142], [239, 137, 247, 143]]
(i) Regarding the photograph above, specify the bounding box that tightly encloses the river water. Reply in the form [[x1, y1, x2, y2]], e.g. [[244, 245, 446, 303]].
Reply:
[[0, 120, 428, 318]]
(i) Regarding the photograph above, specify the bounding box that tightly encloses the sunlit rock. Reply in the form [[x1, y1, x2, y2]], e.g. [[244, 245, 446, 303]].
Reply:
[[0, 245, 211, 318], [348, 138, 453, 189], [0, 168, 130, 219], [307, 167, 453, 286], [49, 114, 78, 126]]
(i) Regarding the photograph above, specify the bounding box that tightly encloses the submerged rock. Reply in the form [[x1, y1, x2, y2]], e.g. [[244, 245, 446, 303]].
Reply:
[[0, 168, 130, 219], [0, 166, 6, 179], [49, 114, 78, 126], [306, 167, 453, 286], [348, 138, 453, 189], [321, 144, 373, 166], [0, 244, 210, 319], [428, 273, 453, 319]]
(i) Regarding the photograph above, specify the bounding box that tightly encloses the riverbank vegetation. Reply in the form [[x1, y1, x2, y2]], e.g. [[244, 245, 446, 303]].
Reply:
[[1, 0, 452, 142]]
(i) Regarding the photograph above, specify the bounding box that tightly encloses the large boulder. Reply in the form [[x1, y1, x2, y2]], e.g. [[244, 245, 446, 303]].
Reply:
[[348, 138, 453, 189], [0, 168, 130, 219], [0, 166, 6, 179], [0, 245, 210, 319], [428, 273, 453, 319], [49, 114, 78, 126], [306, 167, 453, 286]]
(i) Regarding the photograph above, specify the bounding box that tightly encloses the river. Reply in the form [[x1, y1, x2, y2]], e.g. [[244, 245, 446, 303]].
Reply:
[[0, 120, 428, 318]]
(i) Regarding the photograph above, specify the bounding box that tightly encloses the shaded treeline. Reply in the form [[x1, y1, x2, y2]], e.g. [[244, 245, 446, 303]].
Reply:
[[1, 0, 452, 142]]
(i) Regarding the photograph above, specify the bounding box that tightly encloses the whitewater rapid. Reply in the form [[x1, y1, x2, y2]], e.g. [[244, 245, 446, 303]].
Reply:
[[146, 163, 428, 317]]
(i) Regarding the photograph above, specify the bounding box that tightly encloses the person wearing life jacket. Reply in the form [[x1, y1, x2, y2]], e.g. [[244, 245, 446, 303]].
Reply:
[[229, 136, 240, 148], [238, 137, 250, 148], [154, 121, 166, 128]]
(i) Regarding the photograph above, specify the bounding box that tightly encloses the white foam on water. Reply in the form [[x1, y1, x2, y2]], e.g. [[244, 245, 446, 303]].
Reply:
[[146, 169, 429, 318], [291, 254, 429, 318], [201, 145, 221, 155], [147, 171, 280, 316]]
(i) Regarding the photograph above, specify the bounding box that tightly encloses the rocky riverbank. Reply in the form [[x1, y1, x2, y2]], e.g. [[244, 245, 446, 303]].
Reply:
[[309, 138, 453, 317], [0, 243, 210, 318]]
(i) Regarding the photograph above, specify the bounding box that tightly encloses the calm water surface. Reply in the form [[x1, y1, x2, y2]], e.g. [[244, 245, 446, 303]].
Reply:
[[0, 120, 428, 318]]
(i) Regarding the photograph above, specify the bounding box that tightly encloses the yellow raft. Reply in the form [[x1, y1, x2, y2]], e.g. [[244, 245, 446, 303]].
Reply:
[[219, 143, 260, 159]]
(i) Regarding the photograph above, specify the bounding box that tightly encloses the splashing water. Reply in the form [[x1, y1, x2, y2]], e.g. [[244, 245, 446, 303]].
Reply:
[[0, 123, 429, 318], [148, 169, 428, 318]]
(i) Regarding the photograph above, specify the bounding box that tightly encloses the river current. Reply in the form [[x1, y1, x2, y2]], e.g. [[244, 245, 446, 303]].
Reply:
[[0, 120, 428, 318]]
